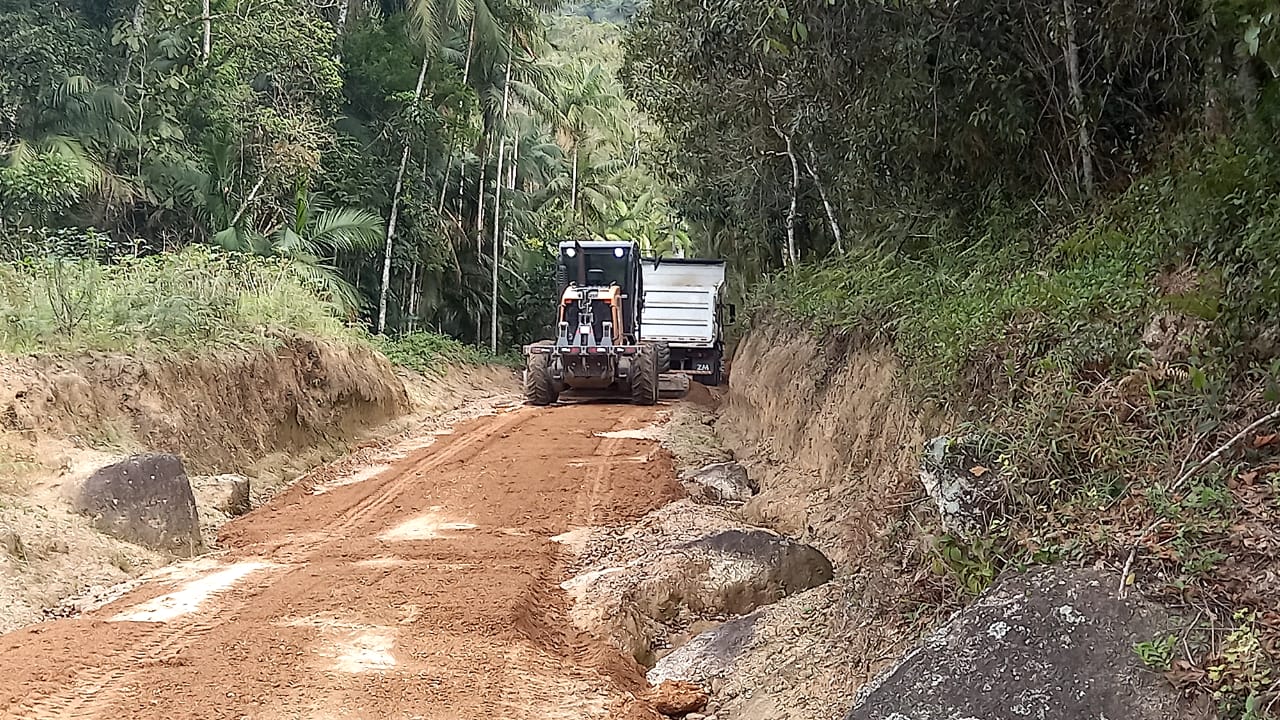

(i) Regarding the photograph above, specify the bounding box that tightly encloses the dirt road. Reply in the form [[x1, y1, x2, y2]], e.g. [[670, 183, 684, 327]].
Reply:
[[0, 404, 681, 720]]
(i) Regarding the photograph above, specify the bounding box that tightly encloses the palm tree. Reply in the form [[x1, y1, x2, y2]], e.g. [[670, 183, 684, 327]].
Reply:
[[550, 62, 623, 219], [214, 187, 384, 316], [2, 76, 137, 223]]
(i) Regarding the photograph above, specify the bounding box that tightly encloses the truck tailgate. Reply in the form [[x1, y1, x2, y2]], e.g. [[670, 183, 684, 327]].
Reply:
[[641, 287, 716, 345]]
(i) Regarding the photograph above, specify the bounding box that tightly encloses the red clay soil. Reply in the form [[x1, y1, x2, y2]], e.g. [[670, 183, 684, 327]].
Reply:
[[0, 403, 682, 720]]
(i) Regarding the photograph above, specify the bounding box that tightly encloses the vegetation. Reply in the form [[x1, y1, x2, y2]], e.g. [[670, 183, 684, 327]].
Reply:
[[0, 0, 679, 356], [0, 247, 355, 353], [376, 330, 515, 371], [622, 0, 1280, 715]]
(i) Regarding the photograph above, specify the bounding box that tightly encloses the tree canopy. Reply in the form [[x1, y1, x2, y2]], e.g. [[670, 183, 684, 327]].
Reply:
[[0, 0, 680, 349]]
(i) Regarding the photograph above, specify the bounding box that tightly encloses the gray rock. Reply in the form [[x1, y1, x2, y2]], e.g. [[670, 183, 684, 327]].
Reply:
[[680, 530, 834, 609], [191, 474, 251, 517], [648, 611, 761, 686], [684, 462, 757, 504], [919, 435, 1003, 537], [567, 528, 832, 666], [72, 454, 204, 556], [845, 566, 1190, 720]]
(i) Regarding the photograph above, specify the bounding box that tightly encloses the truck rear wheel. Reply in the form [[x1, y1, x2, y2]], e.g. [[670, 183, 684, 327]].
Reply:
[[695, 348, 724, 387], [655, 342, 671, 374], [630, 345, 659, 406], [524, 350, 558, 406]]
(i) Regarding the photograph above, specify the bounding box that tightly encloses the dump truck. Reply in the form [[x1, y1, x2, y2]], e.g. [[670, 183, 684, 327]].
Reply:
[[639, 257, 734, 386], [522, 240, 659, 406]]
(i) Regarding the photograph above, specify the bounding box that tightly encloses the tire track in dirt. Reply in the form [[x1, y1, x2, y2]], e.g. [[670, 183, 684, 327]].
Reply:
[[8, 559, 287, 720], [0, 402, 681, 720], [322, 407, 534, 539], [493, 407, 652, 718]]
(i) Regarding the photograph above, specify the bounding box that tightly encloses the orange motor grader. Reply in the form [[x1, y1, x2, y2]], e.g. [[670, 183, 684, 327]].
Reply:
[[522, 240, 659, 406]]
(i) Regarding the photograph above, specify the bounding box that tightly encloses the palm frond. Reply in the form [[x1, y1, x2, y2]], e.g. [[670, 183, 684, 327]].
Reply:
[[306, 208, 386, 254]]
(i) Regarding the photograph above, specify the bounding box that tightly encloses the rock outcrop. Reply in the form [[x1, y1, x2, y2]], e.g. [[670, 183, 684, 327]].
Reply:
[[677, 530, 833, 613], [191, 474, 252, 517], [682, 462, 756, 505], [648, 611, 760, 686], [845, 566, 1190, 720], [918, 435, 1004, 538], [72, 454, 204, 556], [562, 509, 834, 665]]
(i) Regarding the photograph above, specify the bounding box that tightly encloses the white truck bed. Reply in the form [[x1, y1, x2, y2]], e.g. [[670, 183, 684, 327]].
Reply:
[[640, 260, 725, 348]]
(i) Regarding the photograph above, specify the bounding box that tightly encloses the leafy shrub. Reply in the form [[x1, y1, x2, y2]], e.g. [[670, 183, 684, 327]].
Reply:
[[0, 245, 357, 353], [376, 331, 513, 372]]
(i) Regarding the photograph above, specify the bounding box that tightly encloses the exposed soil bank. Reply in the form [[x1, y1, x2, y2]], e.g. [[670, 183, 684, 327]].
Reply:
[[0, 338, 517, 634], [703, 321, 948, 717], [0, 334, 408, 476], [711, 319, 1202, 720], [720, 321, 938, 570]]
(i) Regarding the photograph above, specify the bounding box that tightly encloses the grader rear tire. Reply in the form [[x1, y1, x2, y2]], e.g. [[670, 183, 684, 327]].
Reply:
[[630, 345, 659, 406], [524, 352, 558, 406]]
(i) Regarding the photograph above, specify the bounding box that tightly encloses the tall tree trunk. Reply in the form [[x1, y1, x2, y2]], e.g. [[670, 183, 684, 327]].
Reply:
[[490, 139, 505, 354], [407, 260, 418, 332], [490, 48, 514, 355], [1062, 0, 1093, 198], [378, 56, 430, 335], [201, 0, 211, 64], [337, 0, 351, 30], [438, 16, 476, 215], [570, 146, 579, 219], [476, 144, 486, 253], [230, 175, 267, 229], [804, 142, 843, 254], [509, 130, 519, 190], [780, 131, 800, 266]]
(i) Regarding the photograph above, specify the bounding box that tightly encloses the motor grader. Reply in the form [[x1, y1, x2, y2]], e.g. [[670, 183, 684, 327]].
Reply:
[[522, 240, 660, 406]]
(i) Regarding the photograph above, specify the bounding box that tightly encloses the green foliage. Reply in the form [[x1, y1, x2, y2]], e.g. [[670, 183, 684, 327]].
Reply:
[[931, 534, 1003, 597], [0, 245, 355, 353], [0, 151, 92, 228], [1134, 635, 1179, 672], [0, 0, 681, 357], [625, 0, 1208, 285], [752, 227, 1154, 399], [1210, 611, 1276, 718], [376, 331, 514, 371]]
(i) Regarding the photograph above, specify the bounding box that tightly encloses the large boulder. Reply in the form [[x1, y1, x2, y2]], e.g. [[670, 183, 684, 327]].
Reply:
[[648, 611, 760, 686], [919, 435, 1004, 538], [683, 462, 757, 505], [564, 527, 833, 665], [72, 454, 204, 556], [845, 566, 1190, 720], [676, 530, 833, 612]]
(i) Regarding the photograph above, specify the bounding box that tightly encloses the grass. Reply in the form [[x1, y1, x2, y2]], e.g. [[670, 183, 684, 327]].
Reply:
[[0, 246, 361, 354], [374, 331, 519, 373], [748, 133, 1280, 716]]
